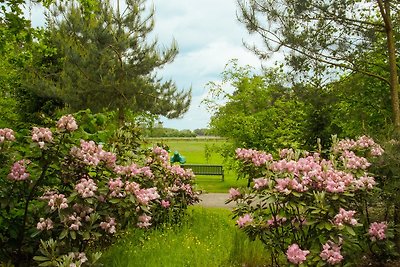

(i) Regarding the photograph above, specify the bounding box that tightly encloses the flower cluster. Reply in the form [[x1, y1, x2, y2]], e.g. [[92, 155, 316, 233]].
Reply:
[[253, 177, 269, 190], [8, 160, 30, 181], [31, 127, 53, 148], [340, 150, 371, 169], [36, 218, 54, 231], [40, 191, 69, 210], [137, 214, 152, 228], [70, 140, 116, 166], [369, 221, 387, 241], [333, 208, 357, 227], [320, 241, 344, 265], [168, 164, 194, 179], [286, 244, 310, 265], [0, 128, 15, 143], [151, 146, 170, 166], [66, 213, 82, 231], [73, 204, 93, 222], [56, 114, 78, 132], [114, 163, 153, 178], [236, 214, 253, 228], [236, 148, 273, 166], [108, 178, 125, 198], [161, 200, 170, 208], [334, 135, 384, 156], [100, 217, 116, 234], [228, 188, 241, 200], [75, 178, 98, 198]]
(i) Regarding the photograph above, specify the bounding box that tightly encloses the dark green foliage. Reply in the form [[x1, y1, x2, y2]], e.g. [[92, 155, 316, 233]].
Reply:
[[29, 0, 191, 122]]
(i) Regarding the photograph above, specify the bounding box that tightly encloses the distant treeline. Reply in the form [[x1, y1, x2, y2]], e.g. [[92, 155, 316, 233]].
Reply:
[[144, 127, 212, 138]]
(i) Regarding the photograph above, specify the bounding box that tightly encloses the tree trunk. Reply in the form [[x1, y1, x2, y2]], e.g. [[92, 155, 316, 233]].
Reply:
[[118, 107, 125, 126], [380, 0, 400, 134]]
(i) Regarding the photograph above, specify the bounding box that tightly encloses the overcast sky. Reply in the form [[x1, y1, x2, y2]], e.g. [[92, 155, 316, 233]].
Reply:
[[27, 0, 270, 130]]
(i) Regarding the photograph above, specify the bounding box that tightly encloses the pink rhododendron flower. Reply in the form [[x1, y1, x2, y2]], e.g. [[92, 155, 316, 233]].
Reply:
[[73, 204, 93, 222], [161, 200, 170, 208], [31, 127, 53, 148], [286, 243, 309, 265], [228, 188, 241, 200], [369, 221, 388, 241], [267, 215, 287, 227], [56, 114, 78, 132], [235, 148, 273, 166], [66, 213, 82, 231], [320, 241, 344, 265], [100, 217, 116, 234], [137, 214, 152, 228], [340, 150, 371, 169], [108, 177, 125, 198], [0, 128, 15, 143], [70, 140, 116, 167], [40, 191, 68, 210], [75, 178, 98, 198], [334, 208, 357, 227], [114, 163, 154, 178], [253, 178, 268, 190], [68, 252, 87, 264], [36, 218, 53, 231], [152, 146, 170, 166], [236, 214, 253, 228], [8, 160, 30, 181], [353, 175, 376, 190]]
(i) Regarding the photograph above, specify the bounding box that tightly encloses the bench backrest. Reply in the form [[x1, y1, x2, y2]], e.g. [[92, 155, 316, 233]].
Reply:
[[181, 164, 223, 175]]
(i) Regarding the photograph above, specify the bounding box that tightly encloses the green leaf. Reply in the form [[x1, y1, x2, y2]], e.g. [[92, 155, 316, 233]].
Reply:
[[345, 225, 356, 236], [59, 229, 68, 240], [33, 256, 49, 262]]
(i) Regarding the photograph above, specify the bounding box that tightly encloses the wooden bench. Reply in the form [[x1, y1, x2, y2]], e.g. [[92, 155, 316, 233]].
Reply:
[[181, 164, 224, 181]]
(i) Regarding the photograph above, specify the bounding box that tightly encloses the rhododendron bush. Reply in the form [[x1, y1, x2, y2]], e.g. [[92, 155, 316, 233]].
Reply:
[[228, 136, 395, 266], [0, 115, 199, 265]]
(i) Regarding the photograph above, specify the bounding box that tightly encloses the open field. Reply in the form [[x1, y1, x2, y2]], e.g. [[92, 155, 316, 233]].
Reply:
[[100, 207, 268, 267], [143, 138, 248, 193]]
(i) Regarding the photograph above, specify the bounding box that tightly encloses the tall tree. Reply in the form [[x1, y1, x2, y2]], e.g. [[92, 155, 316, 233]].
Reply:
[[237, 0, 400, 132], [27, 0, 191, 123]]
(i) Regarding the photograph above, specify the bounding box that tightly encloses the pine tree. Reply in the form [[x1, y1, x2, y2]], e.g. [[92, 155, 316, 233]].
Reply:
[[29, 0, 191, 123]]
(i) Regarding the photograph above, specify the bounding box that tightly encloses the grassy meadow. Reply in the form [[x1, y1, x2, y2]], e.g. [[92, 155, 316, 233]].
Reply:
[[143, 138, 247, 193], [101, 207, 268, 267]]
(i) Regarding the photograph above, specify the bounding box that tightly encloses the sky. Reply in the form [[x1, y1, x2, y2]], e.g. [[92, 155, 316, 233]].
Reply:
[[27, 0, 270, 130]]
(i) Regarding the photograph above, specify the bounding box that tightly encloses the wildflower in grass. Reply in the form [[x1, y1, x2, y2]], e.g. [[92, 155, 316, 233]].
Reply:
[[100, 217, 116, 234], [161, 200, 170, 208], [286, 243, 309, 264], [369, 221, 388, 241], [236, 214, 253, 228], [228, 188, 241, 200], [75, 177, 98, 198], [137, 214, 152, 228], [320, 241, 344, 265], [0, 128, 15, 143], [8, 159, 30, 181], [56, 114, 78, 132], [253, 177, 268, 190], [334, 208, 357, 227], [36, 218, 53, 231], [31, 127, 53, 148]]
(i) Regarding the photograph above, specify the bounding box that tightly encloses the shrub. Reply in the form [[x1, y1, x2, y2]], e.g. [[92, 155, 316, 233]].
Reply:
[[0, 114, 199, 266], [228, 135, 396, 266]]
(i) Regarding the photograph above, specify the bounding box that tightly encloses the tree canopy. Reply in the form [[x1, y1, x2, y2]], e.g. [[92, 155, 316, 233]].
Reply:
[[237, 0, 400, 131]]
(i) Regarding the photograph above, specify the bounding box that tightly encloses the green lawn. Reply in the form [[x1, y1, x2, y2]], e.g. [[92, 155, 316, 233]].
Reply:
[[143, 138, 247, 193], [100, 207, 268, 267]]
